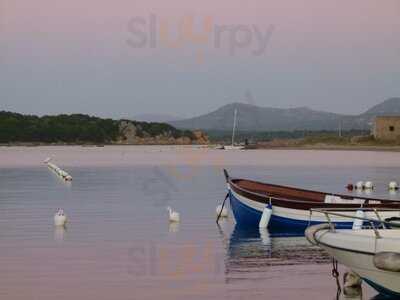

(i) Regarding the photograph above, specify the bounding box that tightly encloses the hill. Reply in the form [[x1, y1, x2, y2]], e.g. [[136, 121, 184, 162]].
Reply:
[[0, 111, 207, 145], [170, 98, 400, 132]]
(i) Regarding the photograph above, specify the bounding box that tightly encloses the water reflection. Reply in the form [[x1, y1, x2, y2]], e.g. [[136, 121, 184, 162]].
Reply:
[[54, 226, 66, 242], [225, 226, 330, 283], [339, 286, 362, 300], [168, 222, 180, 233], [259, 228, 271, 246]]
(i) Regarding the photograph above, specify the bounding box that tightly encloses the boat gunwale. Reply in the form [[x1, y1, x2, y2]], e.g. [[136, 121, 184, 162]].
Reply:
[[229, 177, 400, 208], [315, 232, 376, 256]]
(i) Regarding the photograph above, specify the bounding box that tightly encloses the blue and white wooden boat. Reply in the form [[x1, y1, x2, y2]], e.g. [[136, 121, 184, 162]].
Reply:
[[224, 169, 400, 231]]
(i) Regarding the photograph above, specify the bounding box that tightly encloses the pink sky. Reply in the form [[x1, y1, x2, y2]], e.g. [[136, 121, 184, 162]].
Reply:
[[1, 0, 400, 117], [4, 0, 399, 34]]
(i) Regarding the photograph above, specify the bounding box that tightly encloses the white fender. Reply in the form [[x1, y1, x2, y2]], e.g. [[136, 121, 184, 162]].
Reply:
[[352, 209, 365, 230], [374, 252, 400, 272], [259, 203, 272, 228]]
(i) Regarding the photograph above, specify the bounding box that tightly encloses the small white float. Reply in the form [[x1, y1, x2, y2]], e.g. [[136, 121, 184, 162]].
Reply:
[[389, 181, 399, 191], [216, 205, 228, 218], [352, 209, 365, 230], [167, 206, 180, 223], [259, 203, 273, 228], [45, 160, 72, 181], [54, 209, 68, 227], [355, 181, 364, 190], [364, 181, 374, 190]]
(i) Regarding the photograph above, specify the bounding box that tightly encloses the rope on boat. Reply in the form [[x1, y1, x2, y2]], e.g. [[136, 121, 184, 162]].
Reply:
[[216, 192, 229, 224], [332, 258, 341, 299]]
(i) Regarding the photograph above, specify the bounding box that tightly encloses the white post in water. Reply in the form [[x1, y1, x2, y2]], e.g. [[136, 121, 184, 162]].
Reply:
[[352, 209, 365, 230], [259, 201, 273, 228], [231, 108, 237, 147]]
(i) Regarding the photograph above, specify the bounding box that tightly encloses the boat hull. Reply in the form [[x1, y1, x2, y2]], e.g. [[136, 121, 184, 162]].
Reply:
[[224, 170, 400, 231], [229, 189, 357, 231], [228, 189, 400, 231], [223, 145, 245, 150], [315, 230, 400, 297]]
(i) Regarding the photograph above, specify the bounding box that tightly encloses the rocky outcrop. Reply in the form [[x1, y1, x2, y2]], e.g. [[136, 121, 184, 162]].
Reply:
[[118, 121, 138, 144], [117, 120, 208, 145], [193, 130, 209, 144]]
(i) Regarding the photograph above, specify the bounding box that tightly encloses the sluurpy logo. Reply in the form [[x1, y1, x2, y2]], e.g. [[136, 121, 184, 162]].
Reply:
[[127, 14, 275, 57], [127, 240, 224, 278]]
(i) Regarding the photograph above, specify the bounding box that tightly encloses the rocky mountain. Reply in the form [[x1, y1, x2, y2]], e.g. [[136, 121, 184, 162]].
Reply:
[[362, 98, 400, 116], [170, 98, 400, 132], [118, 120, 208, 145]]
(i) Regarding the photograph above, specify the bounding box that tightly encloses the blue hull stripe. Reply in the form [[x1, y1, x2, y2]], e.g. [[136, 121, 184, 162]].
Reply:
[[362, 277, 400, 299], [229, 191, 353, 231]]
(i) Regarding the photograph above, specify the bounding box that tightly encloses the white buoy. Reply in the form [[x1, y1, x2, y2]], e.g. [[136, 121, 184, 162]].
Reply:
[[352, 209, 365, 230], [355, 181, 364, 190], [259, 203, 273, 228], [54, 209, 68, 227], [216, 205, 228, 218], [389, 181, 399, 190], [364, 181, 374, 190], [46, 161, 72, 181], [167, 206, 180, 223]]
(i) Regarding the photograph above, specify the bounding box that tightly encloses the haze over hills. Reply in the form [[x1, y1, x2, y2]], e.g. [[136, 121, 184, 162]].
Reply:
[[131, 114, 183, 123], [170, 98, 400, 132]]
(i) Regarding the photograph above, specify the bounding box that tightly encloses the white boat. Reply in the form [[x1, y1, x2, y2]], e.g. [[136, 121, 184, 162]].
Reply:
[[223, 145, 245, 150], [306, 209, 400, 298], [223, 108, 245, 150]]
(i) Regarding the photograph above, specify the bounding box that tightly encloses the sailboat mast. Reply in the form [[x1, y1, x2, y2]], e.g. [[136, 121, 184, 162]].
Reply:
[[232, 108, 237, 146]]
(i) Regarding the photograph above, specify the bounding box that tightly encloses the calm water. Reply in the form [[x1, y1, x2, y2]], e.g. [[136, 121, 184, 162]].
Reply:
[[1, 146, 400, 300]]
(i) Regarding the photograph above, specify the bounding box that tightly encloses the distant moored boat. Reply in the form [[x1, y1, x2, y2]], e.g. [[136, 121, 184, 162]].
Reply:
[[223, 108, 245, 150]]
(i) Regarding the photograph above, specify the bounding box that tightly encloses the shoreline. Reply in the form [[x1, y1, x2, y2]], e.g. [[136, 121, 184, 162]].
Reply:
[[0, 142, 207, 147], [2, 144, 400, 168], [2, 142, 400, 152], [247, 144, 400, 152]]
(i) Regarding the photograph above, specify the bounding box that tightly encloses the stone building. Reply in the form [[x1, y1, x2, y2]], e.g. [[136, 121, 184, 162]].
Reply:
[[373, 116, 400, 141]]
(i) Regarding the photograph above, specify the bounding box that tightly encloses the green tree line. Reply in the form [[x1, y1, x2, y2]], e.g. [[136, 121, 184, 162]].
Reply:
[[0, 111, 194, 144]]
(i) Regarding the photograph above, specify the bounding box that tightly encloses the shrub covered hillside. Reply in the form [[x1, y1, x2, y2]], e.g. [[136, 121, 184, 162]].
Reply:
[[0, 111, 199, 144]]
